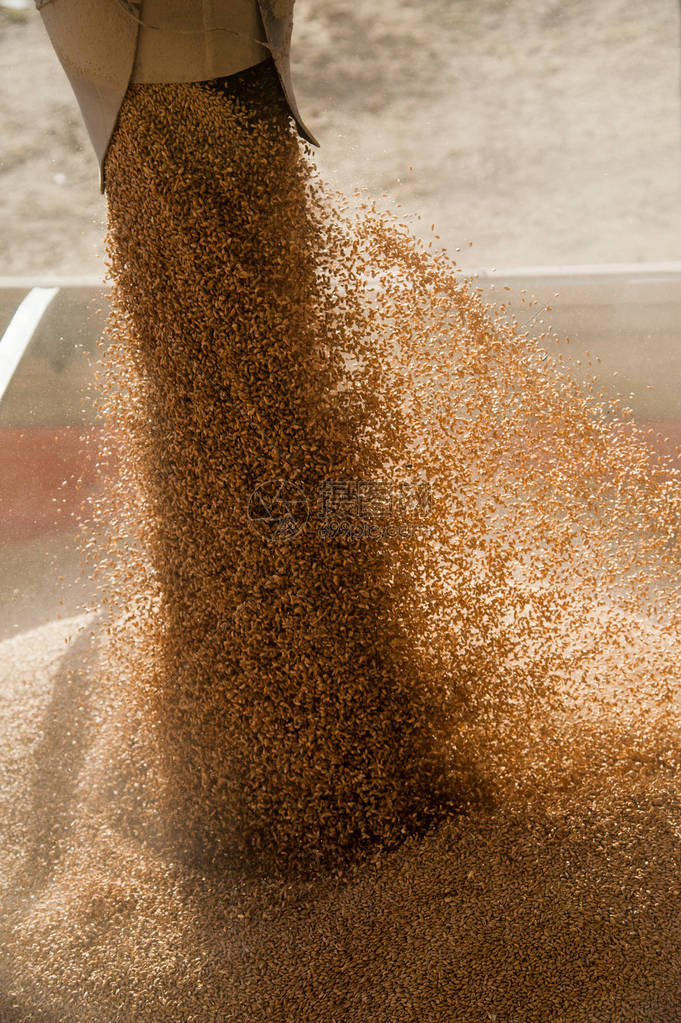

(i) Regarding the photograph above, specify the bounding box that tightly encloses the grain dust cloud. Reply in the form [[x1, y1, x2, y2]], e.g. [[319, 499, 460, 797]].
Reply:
[[3, 60, 681, 1021]]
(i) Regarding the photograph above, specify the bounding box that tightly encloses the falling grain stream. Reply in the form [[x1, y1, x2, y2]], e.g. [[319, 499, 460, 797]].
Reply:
[[2, 61, 681, 1022]]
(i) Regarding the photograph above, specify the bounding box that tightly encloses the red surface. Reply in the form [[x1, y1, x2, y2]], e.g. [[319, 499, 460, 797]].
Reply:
[[1, 422, 680, 547], [0, 427, 106, 544]]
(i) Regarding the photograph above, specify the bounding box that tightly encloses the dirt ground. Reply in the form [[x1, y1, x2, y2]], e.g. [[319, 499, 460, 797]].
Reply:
[[1, 0, 681, 275]]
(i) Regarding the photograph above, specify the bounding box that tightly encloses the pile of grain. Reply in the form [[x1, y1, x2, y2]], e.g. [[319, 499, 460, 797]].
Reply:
[[2, 58, 681, 1021]]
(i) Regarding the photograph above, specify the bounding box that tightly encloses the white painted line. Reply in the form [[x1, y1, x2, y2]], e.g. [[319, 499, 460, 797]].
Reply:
[[0, 267, 680, 291], [0, 286, 59, 406], [0, 275, 104, 289], [476, 262, 681, 277]]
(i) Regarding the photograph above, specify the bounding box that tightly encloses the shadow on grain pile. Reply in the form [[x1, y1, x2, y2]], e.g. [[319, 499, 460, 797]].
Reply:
[[3, 62, 681, 1021]]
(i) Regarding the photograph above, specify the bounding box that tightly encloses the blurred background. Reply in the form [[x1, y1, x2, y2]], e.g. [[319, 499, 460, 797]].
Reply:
[[1, 0, 680, 271], [1, 0, 681, 643]]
